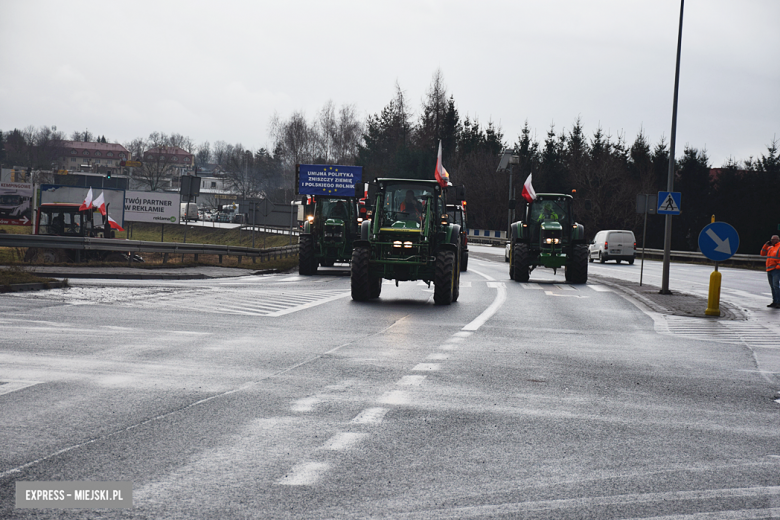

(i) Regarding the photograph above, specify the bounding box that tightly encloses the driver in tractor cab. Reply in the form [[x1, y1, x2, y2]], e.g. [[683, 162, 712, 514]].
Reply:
[[536, 202, 559, 222], [51, 213, 65, 234], [329, 200, 348, 220], [399, 190, 423, 221]]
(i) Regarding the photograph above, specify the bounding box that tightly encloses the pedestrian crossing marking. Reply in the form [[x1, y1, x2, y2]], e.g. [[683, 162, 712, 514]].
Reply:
[[146, 288, 350, 317], [660, 316, 779, 349]]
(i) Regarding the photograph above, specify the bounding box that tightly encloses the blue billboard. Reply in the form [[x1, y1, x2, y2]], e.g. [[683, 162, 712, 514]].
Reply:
[[297, 164, 362, 196]]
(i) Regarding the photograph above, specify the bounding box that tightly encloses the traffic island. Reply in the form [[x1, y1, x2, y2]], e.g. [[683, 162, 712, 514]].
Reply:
[[0, 268, 68, 293], [591, 275, 744, 320]]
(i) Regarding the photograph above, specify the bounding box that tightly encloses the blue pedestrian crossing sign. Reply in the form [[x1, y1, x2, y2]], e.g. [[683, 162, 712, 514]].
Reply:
[[698, 222, 739, 262], [657, 191, 681, 215]]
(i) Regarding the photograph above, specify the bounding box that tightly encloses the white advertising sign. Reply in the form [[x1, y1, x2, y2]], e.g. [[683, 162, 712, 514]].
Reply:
[[124, 191, 179, 224], [0, 182, 33, 225]]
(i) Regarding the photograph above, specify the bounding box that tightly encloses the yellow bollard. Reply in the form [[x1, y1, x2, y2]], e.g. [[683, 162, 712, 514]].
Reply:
[[705, 268, 722, 316]]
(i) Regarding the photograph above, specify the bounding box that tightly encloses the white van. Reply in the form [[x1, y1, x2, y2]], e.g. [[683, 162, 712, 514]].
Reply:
[[589, 230, 636, 264], [180, 203, 199, 221]]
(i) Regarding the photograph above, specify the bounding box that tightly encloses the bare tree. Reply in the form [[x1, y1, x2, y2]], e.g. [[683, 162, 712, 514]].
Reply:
[[133, 132, 178, 191]]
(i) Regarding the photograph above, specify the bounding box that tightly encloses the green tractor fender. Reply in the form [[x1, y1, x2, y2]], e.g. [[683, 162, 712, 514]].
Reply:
[[510, 221, 529, 243], [353, 220, 372, 248], [438, 224, 461, 253], [571, 223, 586, 243]]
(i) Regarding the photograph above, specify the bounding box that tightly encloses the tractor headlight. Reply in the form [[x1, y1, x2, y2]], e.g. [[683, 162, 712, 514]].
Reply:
[[545, 238, 560, 244], [393, 241, 403, 248], [403, 241, 413, 248]]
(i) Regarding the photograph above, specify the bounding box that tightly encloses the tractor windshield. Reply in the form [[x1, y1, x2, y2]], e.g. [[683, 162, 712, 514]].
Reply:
[[40, 208, 85, 236], [381, 184, 434, 229], [320, 199, 350, 221], [529, 199, 569, 228]]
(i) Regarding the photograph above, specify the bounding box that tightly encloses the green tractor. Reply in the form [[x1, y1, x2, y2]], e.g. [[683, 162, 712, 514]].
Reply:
[[508, 193, 588, 283], [351, 179, 464, 305], [298, 196, 359, 275]]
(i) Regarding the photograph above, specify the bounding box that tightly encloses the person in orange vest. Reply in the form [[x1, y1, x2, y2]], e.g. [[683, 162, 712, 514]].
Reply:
[[760, 234, 780, 308], [399, 190, 422, 221]]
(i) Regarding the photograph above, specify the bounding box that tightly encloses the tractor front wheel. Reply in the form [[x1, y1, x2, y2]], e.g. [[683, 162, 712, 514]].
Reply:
[[565, 244, 589, 284], [369, 275, 382, 299], [511, 243, 530, 282], [299, 235, 316, 275], [351, 247, 371, 301], [434, 250, 456, 305]]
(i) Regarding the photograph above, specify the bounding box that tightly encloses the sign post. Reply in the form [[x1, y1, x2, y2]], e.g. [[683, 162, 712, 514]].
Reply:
[[636, 193, 657, 286], [698, 218, 739, 317]]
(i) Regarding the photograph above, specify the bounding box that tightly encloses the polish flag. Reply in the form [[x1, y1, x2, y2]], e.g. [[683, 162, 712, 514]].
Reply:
[[79, 187, 93, 211], [521, 173, 537, 203], [434, 140, 450, 188], [107, 216, 124, 231], [92, 192, 107, 216]]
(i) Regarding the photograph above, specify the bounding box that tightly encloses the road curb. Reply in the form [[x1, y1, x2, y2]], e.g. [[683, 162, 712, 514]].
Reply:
[[1, 280, 69, 293]]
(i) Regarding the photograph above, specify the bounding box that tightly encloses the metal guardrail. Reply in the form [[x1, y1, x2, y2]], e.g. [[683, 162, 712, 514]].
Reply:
[[636, 248, 766, 268], [0, 233, 299, 262]]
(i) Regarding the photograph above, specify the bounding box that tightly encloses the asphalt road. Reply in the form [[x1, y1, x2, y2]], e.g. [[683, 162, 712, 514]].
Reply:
[[1, 251, 779, 518]]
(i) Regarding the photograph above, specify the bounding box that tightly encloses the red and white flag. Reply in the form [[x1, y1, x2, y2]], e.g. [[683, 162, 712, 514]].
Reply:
[[107, 216, 124, 231], [92, 192, 106, 216], [521, 173, 537, 203], [434, 140, 450, 188], [79, 187, 93, 211]]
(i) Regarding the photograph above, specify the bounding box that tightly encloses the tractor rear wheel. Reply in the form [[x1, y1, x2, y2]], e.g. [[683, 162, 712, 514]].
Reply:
[[299, 235, 316, 275], [460, 251, 468, 272], [511, 243, 530, 282], [433, 250, 456, 305], [565, 244, 589, 284], [351, 247, 371, 301]]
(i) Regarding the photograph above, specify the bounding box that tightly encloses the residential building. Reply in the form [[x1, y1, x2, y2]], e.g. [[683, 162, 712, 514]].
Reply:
[[55, 141, 130, 174]]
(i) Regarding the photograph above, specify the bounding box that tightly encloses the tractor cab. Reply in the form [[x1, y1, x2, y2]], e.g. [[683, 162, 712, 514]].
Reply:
[[379, 182, 438, 231], [35, 204, 102, 237]]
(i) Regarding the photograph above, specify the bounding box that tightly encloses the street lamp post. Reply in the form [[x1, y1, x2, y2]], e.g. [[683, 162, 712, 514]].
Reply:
[[661, 0, 685, 295], [497, 151, 520, 237]]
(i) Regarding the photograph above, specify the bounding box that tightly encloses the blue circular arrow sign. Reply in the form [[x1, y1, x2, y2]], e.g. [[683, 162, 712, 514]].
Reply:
[[698, 222, 739, 262]]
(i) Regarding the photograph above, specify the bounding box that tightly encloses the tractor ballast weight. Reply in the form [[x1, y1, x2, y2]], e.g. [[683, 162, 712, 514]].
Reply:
[[351, 179, 464, 305], [298, 194, 360, 275], [508, 193, 588, 283]]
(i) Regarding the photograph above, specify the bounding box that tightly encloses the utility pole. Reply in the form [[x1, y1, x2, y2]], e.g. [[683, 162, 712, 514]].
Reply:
[[660, 0, 685, 295]]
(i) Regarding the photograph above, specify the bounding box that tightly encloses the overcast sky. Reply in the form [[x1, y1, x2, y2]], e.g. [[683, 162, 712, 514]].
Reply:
[[1, 0, 778, 167]]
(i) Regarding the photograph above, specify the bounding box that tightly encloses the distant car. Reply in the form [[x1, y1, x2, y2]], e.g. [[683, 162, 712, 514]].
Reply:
[[589, 230, 636, 264]]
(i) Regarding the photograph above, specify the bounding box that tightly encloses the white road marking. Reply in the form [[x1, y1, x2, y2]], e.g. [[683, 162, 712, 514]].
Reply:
[[351, 407, 390, 424], [397, 375, 427, 386], [521, 283, 544, 289], [544, 291, 588, 298], [453, 331, 473, 338], [291, 397, 319, 412], [0, 380, 42, 396], [277, 462, 329, 486], [462, 278, 507, 331], [412, 363, 441, 371], [321, 432, 369, 451], [378, 390, 409, 405], [588, 284, 613, 292], [554, 284, 577, 291]]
